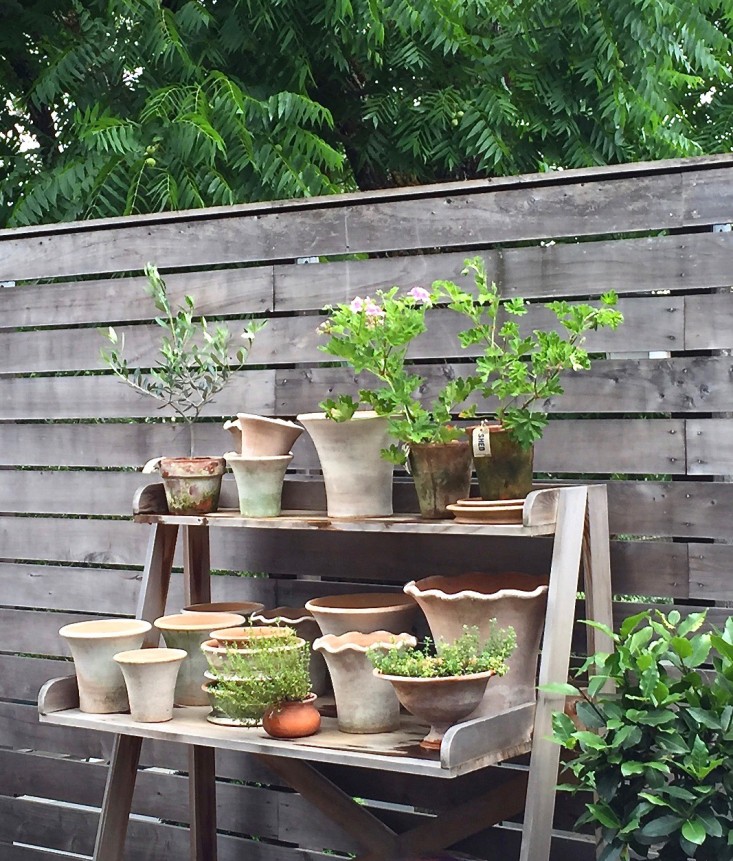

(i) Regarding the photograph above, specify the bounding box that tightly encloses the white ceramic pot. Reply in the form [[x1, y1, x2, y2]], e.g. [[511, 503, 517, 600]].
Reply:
[[59, 619, 152, 713], [314, 631, 416, 733], [113, 648, 187, 722], [225, 452, 292, 517], [154, 612, 245, 705], [223, 414, 303, 456], [403, 572, 549, 718], [306, 593, 417, 637], [296, 411, 393, 518]]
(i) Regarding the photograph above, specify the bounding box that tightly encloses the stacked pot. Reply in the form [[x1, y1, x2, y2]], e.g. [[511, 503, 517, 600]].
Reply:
[[223, 414, 303, 516]]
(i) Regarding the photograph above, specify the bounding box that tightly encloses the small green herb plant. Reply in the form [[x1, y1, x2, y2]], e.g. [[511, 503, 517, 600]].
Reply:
[[434, 257, 624, 448], [368, 624, 516, 678], [549, 609, 733, 860], [317, 286, 478, 463], [101, 263, 265, 455]]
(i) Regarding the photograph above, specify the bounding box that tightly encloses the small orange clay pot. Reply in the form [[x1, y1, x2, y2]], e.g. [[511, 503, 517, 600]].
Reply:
[[262, 694, 321, 739]]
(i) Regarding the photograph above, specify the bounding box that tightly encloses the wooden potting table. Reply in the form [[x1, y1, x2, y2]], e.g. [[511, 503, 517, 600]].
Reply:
[[39, 483, 613, 861]]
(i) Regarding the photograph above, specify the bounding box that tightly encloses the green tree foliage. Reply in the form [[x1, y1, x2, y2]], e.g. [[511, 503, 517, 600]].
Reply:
[[2, 0, 732, 226]]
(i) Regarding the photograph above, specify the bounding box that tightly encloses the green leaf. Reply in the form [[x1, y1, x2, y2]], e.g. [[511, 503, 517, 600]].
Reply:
[[681, 817, 707, 845]]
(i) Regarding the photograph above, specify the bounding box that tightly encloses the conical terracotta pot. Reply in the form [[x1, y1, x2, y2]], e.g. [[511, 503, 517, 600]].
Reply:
[[408, 440, 473, 519], [59, 619, 152, 713], [314, 631, 416, 733], [306, 593, 417, 637], [376, 670, 494, 749], [113, 647, 187, 722], [143, 456, 226, 515], [252, 607, 329, 695], [225, 453, 292, 517], [297, 411, 393, 518], [466, 424, 534, 500], [182, 601, 265, 617], [262, 693, 321, 739], [404, 572, 548, 718], [223, 414, 303, 456], [154, 612, 245, 705]]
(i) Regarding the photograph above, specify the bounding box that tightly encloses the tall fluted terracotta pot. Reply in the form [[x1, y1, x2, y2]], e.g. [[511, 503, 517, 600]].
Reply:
[[404, 572, 548, 718]]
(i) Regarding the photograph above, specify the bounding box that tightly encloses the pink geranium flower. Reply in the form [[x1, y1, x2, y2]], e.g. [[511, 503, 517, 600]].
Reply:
[[350, 296, 365, 312], [407, 286, 431, 304]]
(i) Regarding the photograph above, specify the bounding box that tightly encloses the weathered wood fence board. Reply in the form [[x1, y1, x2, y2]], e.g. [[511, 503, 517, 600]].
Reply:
[[1, 153, 732, 861]]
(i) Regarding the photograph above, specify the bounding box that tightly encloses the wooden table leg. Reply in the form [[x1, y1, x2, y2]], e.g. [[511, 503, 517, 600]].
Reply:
[[184, 525, 211, 605], [93, 735, 143, 861]]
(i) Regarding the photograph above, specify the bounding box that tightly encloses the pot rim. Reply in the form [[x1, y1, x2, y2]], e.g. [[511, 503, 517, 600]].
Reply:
[[181, 601, 265, 614], [374, 668, 495, 684], [313, 631, 416, 654], [251, 607, 314, 626], [266, 691, 318, 708], [404, 575, 548, 603], [230, 413, 302, 430], [306, 593, 415, 614], [154, 612, 245, 631], [59, 619, 152, 639], [209, 625, 296, 643], [224, 452, 294, 464], [296, 409, 384, 422], [113, 647, 187, 664], [201, 636, 306, 656]]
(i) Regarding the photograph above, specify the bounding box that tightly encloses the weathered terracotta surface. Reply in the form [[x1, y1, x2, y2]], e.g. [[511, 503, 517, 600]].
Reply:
[[59, 619, 152, 713], [182, 601, 265, 617], [154, 612, 245, 705], [404, 572, 548, 718], [262, 693, 321, 739], [113, 647, 186, 723], [466, 424, 534, 500], [377, 670, 494, 749], [252, 607, 329, 695], [297, 411, 393, 518], [408, 440, 473, 519], [225, 452, 292, 517], [314, 631, 416, 733], [223, 413, 303, 456], [148, 456, 226, 515], [306, 592, 418, 637]]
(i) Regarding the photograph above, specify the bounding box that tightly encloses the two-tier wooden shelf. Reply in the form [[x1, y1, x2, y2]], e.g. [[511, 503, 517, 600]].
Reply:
[[39, 483, 613, 861]]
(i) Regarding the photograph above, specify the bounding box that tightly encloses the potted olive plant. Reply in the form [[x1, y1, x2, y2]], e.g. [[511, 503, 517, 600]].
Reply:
[[313, 288, 478, 518], [368, 624, 516, 749], [100, 263, 265, 515], [434, 257, 623, 500]]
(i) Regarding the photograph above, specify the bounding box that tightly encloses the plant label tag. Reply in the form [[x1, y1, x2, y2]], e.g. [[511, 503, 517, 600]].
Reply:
[[472, 426, 491, 458]]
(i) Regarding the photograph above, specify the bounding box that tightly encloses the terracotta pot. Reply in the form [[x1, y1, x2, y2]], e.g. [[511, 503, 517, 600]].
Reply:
[[181, 601, 265, 617], [143, 456, 226, 515], [404, 572, 548, 718], [59, 619, 152, 713], [113, 647, 186, 722], [466, 424, 534, 500], [306, 593, 417, 637], [376, 670, 494, 749], [408, 440, 473, 519], [297, 411, 393, 518], [251, 607, 329, 695], [208, 625, 296, 647], [225, 453, 292, 517], [154, 612, 245, 705], [314, 631, 416, 733], [223, 413, 303, 456], [262, 693, 321, 739], [200, 636, 305, 672]]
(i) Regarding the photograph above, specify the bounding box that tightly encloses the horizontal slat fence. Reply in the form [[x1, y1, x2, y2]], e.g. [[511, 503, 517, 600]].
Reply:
[[1, 153, 732, 861]]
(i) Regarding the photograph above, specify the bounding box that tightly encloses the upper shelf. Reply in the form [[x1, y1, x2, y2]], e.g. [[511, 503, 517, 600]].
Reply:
[[132, 484, 561, 537]]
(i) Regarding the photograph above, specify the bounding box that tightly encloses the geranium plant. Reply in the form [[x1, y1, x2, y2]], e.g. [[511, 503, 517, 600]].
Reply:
[[434, 257, 624, 448], [549, 610, 733, 860], [318, 286, 478, 463]]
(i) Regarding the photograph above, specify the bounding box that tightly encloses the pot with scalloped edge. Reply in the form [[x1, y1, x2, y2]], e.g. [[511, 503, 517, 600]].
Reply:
[[403, 572, 548, 718], [252, 607, 329, 695]]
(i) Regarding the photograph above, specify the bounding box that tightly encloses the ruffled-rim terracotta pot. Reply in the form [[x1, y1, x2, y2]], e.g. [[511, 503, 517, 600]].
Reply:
[[404, 572, 548, 718], [306, 592, 417, 637], [376, 669, 495, 749], [251, 607, 329, 695], [225, 452, 292, 517], [182, 601, 265, 617], [143, 456, 226, 515], [296, 410, 394, 518], [262, 693, 321, 739], [154, 612, 245, 706], [223, 413, 303, 457], [59, 618, 152, 714], [314, 631, 416, 733], [113, 647, 187, 723]]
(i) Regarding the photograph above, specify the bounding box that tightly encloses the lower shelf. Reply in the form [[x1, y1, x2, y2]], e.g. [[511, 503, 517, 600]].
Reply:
[[39, 677, 534, 779]]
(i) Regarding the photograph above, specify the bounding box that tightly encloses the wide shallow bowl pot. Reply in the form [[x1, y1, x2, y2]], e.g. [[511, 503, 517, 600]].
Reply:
[[113, 648, 187, 722], [223, 414, 303, 457], [182, 601, 265, 617], [59, 619, 152, 713], [252, 607, 329, 695], [376, 670, 494, 749], [404, 572, 548, 717], [314, 631, 416, 733], [154, 613, 245, 705], [306, 593, 417, 637], [262, 693, 321, 739]]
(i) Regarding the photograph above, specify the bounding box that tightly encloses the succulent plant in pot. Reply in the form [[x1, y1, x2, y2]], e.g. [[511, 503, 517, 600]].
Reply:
[[100, 263, 265, 515], [315, 287, 479, 519], [368, 624, 516, 749], [434, 257, 624, 500]]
